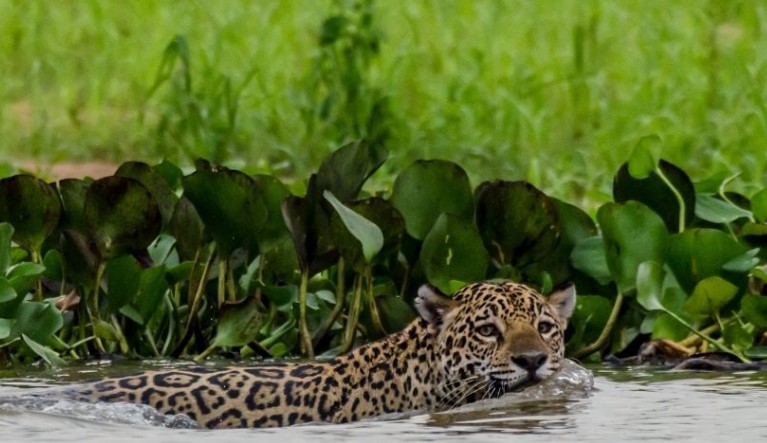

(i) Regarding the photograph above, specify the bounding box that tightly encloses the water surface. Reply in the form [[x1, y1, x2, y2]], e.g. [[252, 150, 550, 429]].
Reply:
[[1, 359, 766, 442]]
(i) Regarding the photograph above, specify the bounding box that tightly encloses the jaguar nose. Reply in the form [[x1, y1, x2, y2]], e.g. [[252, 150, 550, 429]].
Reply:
[[512, 352, 548, 373]]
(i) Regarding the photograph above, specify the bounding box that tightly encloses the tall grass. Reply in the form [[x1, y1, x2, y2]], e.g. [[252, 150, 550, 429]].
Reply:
[[1, 0, 766, 205]]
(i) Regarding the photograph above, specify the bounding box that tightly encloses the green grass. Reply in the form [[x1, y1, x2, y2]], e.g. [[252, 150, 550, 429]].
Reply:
[[1, 0, 766, 206]]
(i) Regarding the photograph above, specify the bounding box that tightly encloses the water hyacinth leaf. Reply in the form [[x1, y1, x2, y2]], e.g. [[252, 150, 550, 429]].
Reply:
[[345, 197, 405, 263], [391, 160, 473, 240], [475, 181, 559, 268], [613, 160, 695, 233], [131, 265, 169, 325], [56, 179, 90, 232], [212, 296, 264, 348], [182, 168, 267, 257], [7, 262, 46, 294], [570, 237, 612, 285], [627, 135, 660, 179], [741, 293, 767, 328], [420, 213, 488, 294], [376, 293, 417, 333], [0, 278, 22, 318], [251, 174, 292, 243], [533, 199, 597, 284], [116, 161, 179, 227], [723, 249, 760, 273], [105, 255, 141, 314], [262, 284, 297, 311], [324, 191, 383, 264], [636, 261, 665, 311], [752, 189, 767, 223], [569, 295, 612, 347], [84, 176, 162, 260], [0, 174, 61, 253], [683, 276, 738, 318], [667, 229, 748, 293], [0, 318, 11, 339], [597, 201, 668, 293], [746, 347, 767, 359], [22, 334, 65, 367], [0, 222, 13, 274], [0, 278, 15, 303], [315, 139, 388, 203], [651, 313, 689, 341], [170, 196, 206, 261], [722, 320, 753, 351], [13, 301, 63, 345], [695, 194, 752, 224]]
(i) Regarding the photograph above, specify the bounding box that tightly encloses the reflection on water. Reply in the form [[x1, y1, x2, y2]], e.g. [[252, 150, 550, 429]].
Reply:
[[2, 359, 767, 442]]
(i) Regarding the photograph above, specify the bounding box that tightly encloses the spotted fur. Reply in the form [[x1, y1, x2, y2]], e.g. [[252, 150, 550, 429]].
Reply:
[[70, 281, 575, 429]]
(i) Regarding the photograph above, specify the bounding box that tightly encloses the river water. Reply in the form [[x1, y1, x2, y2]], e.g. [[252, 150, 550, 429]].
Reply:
[[1, 359, 766, 442]]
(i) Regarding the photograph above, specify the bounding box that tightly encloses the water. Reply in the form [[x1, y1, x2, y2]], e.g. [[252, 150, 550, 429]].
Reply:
[[1, 359, 767, 442]]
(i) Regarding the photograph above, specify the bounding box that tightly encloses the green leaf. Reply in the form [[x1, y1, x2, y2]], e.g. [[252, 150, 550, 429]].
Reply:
[[695, 193, 752, 224], [315, 139, 388, 203], [115, 161, 179, 228], [475, 180, 560, 269], [752, 189, 767, 223], [7, 262, 46, 294], [0, 222, 13, 274], [0, 175, 62, 253], [22, 334, 65, 366], [84, 176, 162, 260], [324, 190, 383, 263], [570, 236, 612, 285], [169, 196, 207, 261], [182, 168, 266, 257], [683, 276, 738, 318], [12, 301, 63, 345], [723, 248, 760, 272], [651, 313, 689, 341], [613, 160, 695, 233], [636, 261, 665, 311], [212, 297, 264, 348], [721, 320, 752, 351], [262, 285, 297, 311], [134, 266, 169, 325], [667, 229, 748, 293], [376, 294, 417, 333], [56, 178, 90, 231], [420, 213, 489, 294], [745, 346, 767, 359], [390, 160, 474, 240], [0, 278, 16, 303], [569, 295, 612, 347], [741, 293, 767, 328], [627, 135, 659, 179], [0, 318, 12, 339], [597, 201, 668, 292], [105, 255, 141, 314]]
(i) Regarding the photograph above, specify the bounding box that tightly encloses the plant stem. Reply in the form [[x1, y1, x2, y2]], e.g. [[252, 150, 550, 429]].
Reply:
[[656, 166, 686, 232], [217, 255, 226, 307], [365, 268, 385, 334], [312, 259, 346, 348], [573, 291, 624, 359], [298, 269, 314, 358], [341, 275, 363, 354]]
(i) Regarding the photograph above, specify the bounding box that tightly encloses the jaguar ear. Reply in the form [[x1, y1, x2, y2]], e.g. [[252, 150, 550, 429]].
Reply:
[[415, 285, 459, 327], [548, 283, 576, 328]]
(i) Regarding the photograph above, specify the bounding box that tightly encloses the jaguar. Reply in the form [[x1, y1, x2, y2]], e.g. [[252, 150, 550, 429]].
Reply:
[[69, 281, 575, 429]]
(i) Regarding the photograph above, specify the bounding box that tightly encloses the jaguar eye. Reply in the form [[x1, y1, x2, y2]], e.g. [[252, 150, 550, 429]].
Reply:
[[538, 321, 555, 334], [477, 324, 498, 337]]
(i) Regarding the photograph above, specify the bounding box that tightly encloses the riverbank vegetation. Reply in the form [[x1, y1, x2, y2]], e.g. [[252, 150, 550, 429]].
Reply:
[[1, 1, 767, 366]]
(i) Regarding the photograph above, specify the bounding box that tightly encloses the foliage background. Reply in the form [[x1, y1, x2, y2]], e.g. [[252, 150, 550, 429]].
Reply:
[[1, 0, 766, 205]]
